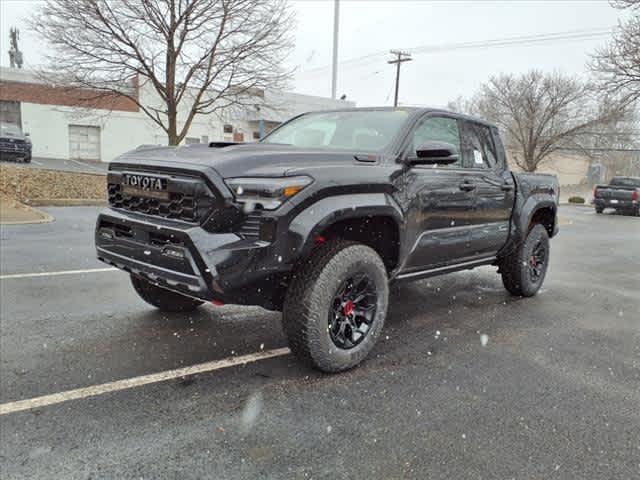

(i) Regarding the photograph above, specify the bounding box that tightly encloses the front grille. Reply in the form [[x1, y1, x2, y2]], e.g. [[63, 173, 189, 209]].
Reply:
[[108, 184, 200, 222], [107, 171, 217, 224], [0, 139, 28, 152]]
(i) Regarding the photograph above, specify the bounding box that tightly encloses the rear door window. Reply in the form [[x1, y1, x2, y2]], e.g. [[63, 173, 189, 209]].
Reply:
[[461, 121, 497, 169]]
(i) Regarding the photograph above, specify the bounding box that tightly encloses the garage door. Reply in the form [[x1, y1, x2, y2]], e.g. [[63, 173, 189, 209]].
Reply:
[[69, 125, 101, 160]]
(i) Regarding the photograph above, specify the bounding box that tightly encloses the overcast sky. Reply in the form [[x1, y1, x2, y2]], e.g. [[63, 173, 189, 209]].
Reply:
[[0, 0, 631, 107]]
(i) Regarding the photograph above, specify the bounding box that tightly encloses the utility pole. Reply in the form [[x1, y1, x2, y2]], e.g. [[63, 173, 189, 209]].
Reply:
[[331, 0, 340, 99], [387, 50, 412, 107]]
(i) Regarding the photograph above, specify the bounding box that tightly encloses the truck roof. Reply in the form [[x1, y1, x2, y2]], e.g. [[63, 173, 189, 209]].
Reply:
[[303, 106, 498, 130]]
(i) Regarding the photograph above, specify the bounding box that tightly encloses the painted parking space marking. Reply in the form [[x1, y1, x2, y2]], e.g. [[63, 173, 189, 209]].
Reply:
[[0, 347, 291, 415], [0, 267, 118, 280]]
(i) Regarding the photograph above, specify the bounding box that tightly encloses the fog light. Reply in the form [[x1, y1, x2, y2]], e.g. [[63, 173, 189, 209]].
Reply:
[[162, 246, 185, 259]]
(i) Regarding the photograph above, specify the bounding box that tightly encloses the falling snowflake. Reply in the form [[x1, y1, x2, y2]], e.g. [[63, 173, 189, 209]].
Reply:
[[241, 391, 263, 433]]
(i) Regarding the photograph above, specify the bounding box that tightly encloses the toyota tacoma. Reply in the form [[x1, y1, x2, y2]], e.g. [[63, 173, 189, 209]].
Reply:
[[96, 108, 559, 372]]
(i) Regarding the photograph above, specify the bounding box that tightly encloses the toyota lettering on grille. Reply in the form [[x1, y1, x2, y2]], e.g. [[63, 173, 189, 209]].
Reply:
[[121, 174, 169, 199]]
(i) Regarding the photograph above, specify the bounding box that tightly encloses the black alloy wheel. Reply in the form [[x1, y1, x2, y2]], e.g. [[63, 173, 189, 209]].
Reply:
[[528, 240, 547, 283], [328, 273, 378, 349]]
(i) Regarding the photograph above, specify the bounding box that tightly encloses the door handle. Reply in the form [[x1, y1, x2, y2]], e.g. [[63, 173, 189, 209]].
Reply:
[[459, 182, 476, 191], [500, 183, 514, 192]]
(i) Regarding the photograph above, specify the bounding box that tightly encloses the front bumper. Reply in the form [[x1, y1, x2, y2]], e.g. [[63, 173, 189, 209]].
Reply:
[[95, 208, 293, 310]]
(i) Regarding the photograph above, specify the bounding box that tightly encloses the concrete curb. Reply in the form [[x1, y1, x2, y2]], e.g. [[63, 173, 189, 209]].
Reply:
[[26, 199, 107, 207], [0, 205, 54, 225]]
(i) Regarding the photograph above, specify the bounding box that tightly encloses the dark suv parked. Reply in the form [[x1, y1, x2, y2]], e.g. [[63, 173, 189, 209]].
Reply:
[[0, 122, 32, 162], [96, 107, 559, 372]]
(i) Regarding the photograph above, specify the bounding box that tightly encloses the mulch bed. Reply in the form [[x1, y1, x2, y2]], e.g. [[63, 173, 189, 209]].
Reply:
[[0, 164, 106, 204]]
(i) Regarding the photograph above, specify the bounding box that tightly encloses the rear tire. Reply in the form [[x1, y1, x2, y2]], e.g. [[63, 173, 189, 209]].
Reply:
[[282, 241, 389, 373], [131, 274, 204, 312], [595, 207, 603, 214], [500, 224, 550, 297]]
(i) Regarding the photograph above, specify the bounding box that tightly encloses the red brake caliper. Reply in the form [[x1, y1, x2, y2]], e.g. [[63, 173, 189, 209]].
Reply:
[[343, 300, 354, 316]]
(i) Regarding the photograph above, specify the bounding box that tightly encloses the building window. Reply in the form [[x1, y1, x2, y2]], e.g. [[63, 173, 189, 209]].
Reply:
[[253, 131, 261, 140], [185, 137, 200, 145], [223, 124, 233, 134]]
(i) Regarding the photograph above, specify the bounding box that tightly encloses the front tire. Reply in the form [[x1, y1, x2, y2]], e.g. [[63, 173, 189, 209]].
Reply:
[[131, 274, 204, 312], [595, 206, 603, 214], [282, 241, 389, 373], [500, 223, 550, 297]]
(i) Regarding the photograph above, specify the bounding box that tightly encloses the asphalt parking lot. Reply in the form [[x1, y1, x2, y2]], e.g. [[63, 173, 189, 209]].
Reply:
[[0, 206, 638, 479]]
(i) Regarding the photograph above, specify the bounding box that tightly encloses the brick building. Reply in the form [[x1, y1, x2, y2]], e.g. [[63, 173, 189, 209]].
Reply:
[[0, 67, 353, 162]]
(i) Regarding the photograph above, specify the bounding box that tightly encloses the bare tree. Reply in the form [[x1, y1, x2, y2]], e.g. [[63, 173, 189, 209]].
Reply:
[[590, 0, 640, 103], [469, 70, 629, 172], [32, 0, 294, 145]]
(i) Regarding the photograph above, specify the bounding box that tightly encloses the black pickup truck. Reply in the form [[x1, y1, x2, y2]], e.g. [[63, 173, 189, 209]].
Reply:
[[96, 108, 559, 372], [0, 122, 32, 162], [593, 176, 640, 216]]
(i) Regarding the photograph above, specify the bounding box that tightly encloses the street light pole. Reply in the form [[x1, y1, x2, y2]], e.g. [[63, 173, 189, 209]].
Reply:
[[331, 0, 340, 100], [387, 50, 412, 107]]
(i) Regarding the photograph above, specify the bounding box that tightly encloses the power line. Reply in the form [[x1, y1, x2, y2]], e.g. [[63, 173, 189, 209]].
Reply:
[[388, 50, 412, 107], [408, 28, 616, 55], [556, 147, 640, 152], [296, 27, 617, 77]]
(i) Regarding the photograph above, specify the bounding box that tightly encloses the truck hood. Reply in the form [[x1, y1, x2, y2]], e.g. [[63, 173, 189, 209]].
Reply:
[[114, 143, 366, 178]]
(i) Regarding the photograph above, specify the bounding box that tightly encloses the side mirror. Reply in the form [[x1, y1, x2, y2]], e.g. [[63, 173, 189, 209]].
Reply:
[[410, 141, 459, 165]]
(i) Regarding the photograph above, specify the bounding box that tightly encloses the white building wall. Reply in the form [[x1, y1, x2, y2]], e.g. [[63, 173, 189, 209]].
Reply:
[[4, 67, 355, 162]]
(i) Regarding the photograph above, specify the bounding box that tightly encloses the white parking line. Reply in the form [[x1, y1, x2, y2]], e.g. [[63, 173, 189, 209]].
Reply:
[[0, 268, 117, 280], [30, 159, 44, 166], [0, 347, 291, 415]]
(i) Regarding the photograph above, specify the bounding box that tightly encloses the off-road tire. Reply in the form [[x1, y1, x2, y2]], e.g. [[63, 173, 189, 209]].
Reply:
[[282, 240, 389, 373], [131, 274, 204, 312], [500, 223, 550, 297]]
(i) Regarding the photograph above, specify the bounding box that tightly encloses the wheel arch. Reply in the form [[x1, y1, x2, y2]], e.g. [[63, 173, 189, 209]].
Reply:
[[288, 193, 404, 272], [519, 197, 558, 238]]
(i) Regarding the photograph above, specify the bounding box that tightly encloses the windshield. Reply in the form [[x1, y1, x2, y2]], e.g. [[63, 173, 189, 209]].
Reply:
[[610, 177, 640, 187], [261, 110, 409, 152], [0, 123, 23, 136]]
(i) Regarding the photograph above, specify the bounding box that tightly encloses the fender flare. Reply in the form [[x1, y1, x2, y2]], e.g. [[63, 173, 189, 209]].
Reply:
[[287, 193, 404, 259], [518, 196, 557, 236]]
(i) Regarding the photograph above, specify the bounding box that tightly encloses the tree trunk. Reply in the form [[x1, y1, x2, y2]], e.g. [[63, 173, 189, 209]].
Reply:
[[167, 109, 179, 146]]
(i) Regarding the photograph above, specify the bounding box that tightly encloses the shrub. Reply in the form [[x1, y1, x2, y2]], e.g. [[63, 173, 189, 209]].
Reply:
[[568, 196, 585, 204]]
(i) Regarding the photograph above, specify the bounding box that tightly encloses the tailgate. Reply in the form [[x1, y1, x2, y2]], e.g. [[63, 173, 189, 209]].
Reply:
[[595, 187, 635, 201]]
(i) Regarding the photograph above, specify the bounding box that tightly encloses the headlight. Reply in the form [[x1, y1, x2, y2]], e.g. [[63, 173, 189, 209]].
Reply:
[[225, 176, 313, 210]]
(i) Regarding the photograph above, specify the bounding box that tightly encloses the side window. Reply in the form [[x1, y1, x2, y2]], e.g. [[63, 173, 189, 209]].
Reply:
[[462, 122, 497, 168], [409, 116, 462, 168]]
